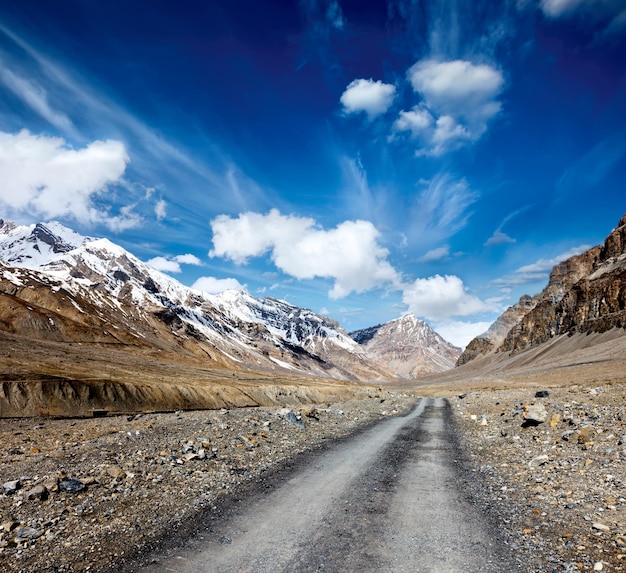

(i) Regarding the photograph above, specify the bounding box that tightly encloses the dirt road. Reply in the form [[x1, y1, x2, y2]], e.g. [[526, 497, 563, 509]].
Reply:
[[139, 398, 520, 573]]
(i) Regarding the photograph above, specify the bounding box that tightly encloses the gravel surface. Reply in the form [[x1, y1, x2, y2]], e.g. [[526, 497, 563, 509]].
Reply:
[[452, 382, 626, 572], [0, 391, 413, 573], [2, 381, 625, 573]]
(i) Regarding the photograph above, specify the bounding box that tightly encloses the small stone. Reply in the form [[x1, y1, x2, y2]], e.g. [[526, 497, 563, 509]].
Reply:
[[594, 562, 604, 571], [592, 522, 610, 533], [618, 435, 626, 446], [2, 480, 21, 495], [535, 390, 550, 398], [14, 526, 44, 541], [59, 478, 86, 493], [106, 466, 126, 479], [25, 485, 48, 501], [2, 520, 19, 533], [578, 427, 597, 444], [549, 415, 560, 427], [522, 404, 548, 427], [184, 452, 199, 461], [529, 455, 549, 467]]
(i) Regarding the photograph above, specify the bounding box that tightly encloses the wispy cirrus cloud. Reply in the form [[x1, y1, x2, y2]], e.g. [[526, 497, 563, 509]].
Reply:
[[493, 245, 591, 287], [410, 174, 479, 245]]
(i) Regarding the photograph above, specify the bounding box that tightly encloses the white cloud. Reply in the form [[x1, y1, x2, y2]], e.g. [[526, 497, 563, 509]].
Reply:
[[326, 0, 345, 29], [146, 253, 203, 274], [401, 274, 495, 320], [396, 58, 504, 154], [155, 199, 167, 221], [340, 78, 396, 119], [0, 65, 76, 136], [431, 319, 494, 349], [146, 256, 182, 273], [0, 130, 134, 230], [173, 253, 202, 265], [484, 230, 516, 246], [393, 105, 433, 136], [540, 0, 626, 35], [192, 276, 245, 294], [418, 245, 450, 263], [209, 209, 400, 299], [412, 174, 479, 243]]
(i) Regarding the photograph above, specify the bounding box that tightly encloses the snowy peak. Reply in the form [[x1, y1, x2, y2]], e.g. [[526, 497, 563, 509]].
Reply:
[[0, 220, 90, 268], [350, 314, 461, 378], [0, 219, 396, 382]]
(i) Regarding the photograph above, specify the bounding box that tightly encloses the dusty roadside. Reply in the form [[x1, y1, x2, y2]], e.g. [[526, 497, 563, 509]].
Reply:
[[452, 382, 626, 572], [0, 391, 414, 573], [2, 381, 625, 573]]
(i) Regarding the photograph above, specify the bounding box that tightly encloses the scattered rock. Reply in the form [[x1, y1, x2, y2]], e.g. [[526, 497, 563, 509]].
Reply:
[[2, 480, 20, 495], [535, 390, 550, 398], [106, 466, 126, 479], [25, 485, 48, 501], [14, 527, 44, 541], [577, 426, 597, 444], [59, 478, 86, 493], [522, 403, 548, 427]]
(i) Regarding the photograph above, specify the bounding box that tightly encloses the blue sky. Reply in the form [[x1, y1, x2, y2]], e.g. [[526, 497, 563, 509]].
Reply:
[[0, 0, 624, 347]]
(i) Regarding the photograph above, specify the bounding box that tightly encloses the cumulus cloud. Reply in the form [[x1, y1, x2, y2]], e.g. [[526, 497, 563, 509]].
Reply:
[[192, 276, 246, 294], [340, 78, 396, 119], [173, 253, 202, 265], [401, 274, 495, 320], [155, 199, 167, 221], [209, 209, 399, 299], [0, 130, 134, 230], [146, 253, 203, 274], [146, 256, 182, 273], [395, 58, 504, 154]]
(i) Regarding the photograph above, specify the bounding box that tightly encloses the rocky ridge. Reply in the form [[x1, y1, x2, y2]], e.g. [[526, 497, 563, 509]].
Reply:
[[458, 213, 626, 364], [350, 314, 461, 378]]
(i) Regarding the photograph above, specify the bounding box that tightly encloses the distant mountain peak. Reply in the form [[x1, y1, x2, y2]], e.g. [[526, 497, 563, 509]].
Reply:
[[350, 314, 460, 378]]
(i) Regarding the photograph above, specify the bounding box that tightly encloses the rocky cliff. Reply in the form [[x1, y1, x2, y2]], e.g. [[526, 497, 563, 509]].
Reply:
[[459, 213, 626, 364]]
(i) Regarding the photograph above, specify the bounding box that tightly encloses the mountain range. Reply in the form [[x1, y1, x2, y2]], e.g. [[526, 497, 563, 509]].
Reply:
[[0, 219, 460, 415]]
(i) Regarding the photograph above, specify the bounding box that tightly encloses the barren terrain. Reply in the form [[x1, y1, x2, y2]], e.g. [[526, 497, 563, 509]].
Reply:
[[1, 330, 626, 572]]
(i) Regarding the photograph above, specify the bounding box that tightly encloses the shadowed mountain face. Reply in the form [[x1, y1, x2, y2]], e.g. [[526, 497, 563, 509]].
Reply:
[[350, 315, 461, 378], [458, 213, 626, 365]]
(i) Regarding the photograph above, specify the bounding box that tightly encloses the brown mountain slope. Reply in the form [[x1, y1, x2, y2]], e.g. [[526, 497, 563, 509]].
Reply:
[[458, 212, 626, 364]]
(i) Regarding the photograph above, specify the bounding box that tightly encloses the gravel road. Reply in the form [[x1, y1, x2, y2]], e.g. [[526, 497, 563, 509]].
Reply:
[[139, 398, 520, 573]]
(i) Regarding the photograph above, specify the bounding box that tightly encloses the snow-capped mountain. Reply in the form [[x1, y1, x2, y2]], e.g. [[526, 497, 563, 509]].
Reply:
[[350, 314, 461, 378], [0, 219, 396, 382]]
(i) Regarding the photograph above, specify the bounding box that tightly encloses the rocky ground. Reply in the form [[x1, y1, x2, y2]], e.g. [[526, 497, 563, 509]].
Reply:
[[453, 382, 626, 572], [2, 381, 625, 573], [0, 391, 414, 573]]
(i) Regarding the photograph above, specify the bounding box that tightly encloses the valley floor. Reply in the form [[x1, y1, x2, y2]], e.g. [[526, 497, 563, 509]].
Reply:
[[1, 380, 625, 572]]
